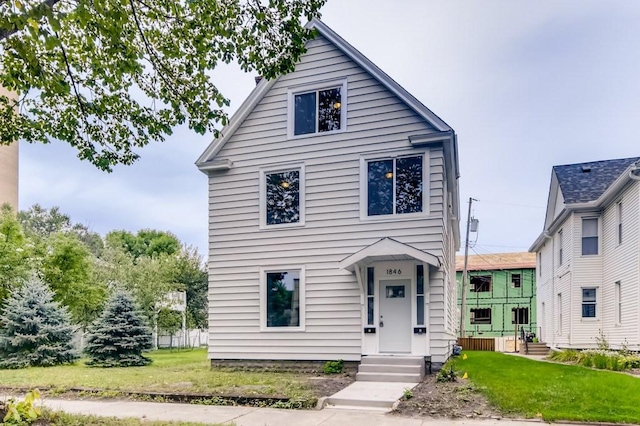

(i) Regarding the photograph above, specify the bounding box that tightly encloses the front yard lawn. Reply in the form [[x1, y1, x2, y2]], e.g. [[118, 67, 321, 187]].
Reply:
[[455, 351, 640, 423], [0, 348, 314, 400]]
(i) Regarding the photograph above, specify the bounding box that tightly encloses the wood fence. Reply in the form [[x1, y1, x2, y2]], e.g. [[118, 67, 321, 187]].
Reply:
[[457, 337, 495, 351]]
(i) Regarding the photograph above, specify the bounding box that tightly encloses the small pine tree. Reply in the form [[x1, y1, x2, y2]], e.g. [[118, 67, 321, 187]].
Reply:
[[0, 278, 79, 369], [85, 290, 153, 367]]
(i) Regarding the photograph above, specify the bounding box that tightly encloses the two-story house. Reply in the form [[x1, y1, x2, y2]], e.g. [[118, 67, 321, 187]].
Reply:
[[456, 253, 537, 338], [196, 19, 460, 368], [530, 157, 640, 350]]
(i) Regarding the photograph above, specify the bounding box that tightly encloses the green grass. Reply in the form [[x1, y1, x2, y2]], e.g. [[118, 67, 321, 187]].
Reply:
[[455, 351, 640, 423], [0, 348, 312, 399], [41, 410, 231, 425]]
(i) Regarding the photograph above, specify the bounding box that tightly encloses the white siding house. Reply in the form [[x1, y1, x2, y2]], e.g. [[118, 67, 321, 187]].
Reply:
[[531, 157, 640, 350], [196, 19, 461, 366]]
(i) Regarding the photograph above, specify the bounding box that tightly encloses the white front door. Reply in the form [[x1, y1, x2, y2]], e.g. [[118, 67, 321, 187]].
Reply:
[[379, 279, 411, 353]]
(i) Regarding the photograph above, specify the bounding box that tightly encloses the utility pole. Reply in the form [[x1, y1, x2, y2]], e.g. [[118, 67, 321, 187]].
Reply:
[[459, 197, 477, 337]]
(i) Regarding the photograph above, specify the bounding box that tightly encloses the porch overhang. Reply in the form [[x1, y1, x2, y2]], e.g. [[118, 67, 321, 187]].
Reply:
[[339, 237, 441, 273]]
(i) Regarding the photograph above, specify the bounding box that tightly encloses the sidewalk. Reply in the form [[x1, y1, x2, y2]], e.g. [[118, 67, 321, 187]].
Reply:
[[38, 397, 552, 426]]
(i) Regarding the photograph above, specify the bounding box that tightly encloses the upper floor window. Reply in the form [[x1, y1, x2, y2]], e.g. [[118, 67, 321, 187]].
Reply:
[[288, 80, 347, 138], [511, 273, 521, 288], [259, 165, 305, 228], [470, 275, 491, 292], [617, 202, 623, 245], [558, 229, 563, 265], [365, 155, 424, 217], [582, 218, 598, 255], [512, 307, 529, 324]]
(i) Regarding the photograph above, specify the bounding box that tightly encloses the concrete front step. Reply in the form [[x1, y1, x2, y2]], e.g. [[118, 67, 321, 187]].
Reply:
[[525, 343, 550, 355], [358, 364, 422, 374], [356, 371, 422, 383], [323, 381, 418, 412], [360, 355, 423, 366]]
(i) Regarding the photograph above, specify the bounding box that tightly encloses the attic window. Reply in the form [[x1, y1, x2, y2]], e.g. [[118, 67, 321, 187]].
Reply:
[[288, 80, 347, 138], [581, 165, 591, 173]]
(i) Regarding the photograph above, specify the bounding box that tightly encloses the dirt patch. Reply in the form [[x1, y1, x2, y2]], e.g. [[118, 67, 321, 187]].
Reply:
[[307, 374, 354, 398], [392, 375, 500, 419]]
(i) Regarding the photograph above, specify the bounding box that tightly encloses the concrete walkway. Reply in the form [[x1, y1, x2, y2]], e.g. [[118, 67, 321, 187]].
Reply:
[[36, 397, 571, 425], [324, 381, 418, 411]]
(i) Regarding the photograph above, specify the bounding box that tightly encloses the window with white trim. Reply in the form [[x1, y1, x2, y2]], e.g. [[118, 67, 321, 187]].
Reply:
[[289, 80, 346, 137], [617, 202, 623, 245], [259, 165, 305, 228], [615, 281, 622, 325], [558, 229, 563, 265], [582, 218, 598, 255], [260, 267, 305, 330], [557, 293, 563, 334], [365, 155, 425, 217], [582, 288, 597, 318]]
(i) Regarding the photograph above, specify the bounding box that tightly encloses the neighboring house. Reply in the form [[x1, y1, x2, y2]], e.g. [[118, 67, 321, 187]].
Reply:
[[196, 19, 461, 367], [530, 157, 640, 350], [456, 253, 537, 337], [0, 87, 18, 210]]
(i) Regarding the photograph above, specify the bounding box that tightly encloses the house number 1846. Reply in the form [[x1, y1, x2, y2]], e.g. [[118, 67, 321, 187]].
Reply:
[[386, 269, 402, 275]]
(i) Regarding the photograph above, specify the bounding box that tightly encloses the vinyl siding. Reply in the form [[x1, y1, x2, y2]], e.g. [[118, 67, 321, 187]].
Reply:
[[206, 35, 453, 362], [602, 181, 640, 349]]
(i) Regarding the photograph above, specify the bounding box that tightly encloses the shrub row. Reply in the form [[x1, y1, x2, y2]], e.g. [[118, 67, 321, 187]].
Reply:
[[549, 349, 640, 371]]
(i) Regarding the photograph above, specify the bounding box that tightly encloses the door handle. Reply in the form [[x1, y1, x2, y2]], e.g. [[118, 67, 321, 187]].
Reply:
[[380, 321, 384, 327]]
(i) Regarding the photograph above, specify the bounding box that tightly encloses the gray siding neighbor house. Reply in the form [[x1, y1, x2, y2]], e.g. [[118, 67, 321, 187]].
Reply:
[[531, 157, 640, 350], [196, 19, 461, 366]]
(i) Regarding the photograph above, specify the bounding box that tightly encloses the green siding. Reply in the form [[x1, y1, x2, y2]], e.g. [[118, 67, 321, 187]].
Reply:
[[457, 268, 537, 337]]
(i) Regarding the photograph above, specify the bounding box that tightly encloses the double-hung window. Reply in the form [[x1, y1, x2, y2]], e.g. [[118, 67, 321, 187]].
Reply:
[[581, 288, 597, 318], [582, 218, 599, 255], [289, 80, 347, 137], [260, 165, 305, 228], [617, 202, 623, 245], [363, 154, 426, 217]]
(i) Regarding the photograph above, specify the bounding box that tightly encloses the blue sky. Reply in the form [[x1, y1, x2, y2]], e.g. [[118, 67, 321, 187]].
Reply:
[[18, 0, 640, 257]]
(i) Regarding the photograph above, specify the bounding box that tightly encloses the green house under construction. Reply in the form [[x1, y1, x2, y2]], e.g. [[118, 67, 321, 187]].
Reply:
[[457, 253, 537, 337]]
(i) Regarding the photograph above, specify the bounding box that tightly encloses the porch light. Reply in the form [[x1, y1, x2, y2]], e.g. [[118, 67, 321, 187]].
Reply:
[[333, 101, 341, 109], [280, 181, 290, 189], [385, 172, 393, 179]]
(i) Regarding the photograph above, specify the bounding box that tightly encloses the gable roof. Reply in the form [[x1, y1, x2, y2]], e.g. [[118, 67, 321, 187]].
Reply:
[[455, 252, 536, 272], [554, 157, 640, 204], [531, 156, 640, 252], [195, 18, 456, 168], [340, 237, 441, 272]]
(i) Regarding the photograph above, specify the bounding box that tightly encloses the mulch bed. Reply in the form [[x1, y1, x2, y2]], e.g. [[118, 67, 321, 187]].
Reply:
[[392, 375, 501, 419]]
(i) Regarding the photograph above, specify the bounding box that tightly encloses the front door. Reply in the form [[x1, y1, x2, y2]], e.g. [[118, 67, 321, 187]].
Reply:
[[379, 279, 411, 353]]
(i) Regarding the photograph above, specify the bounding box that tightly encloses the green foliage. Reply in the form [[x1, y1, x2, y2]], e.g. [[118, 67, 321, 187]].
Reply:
[[157, 308, 182, 335], [0, 278, 79, 369], [0, 0, 325, 171], [436, 361, 457, 383], [402, 388, 414, 400], [0, 204, 31, 302], [322, 360, 343, 374], [40, 233, 107, 327], [549, 349, 640, 372], [2, 389, 42, 425], [595, 329, 610, 350], [105, 230, 181, 260], [84, 290, 153, 367]]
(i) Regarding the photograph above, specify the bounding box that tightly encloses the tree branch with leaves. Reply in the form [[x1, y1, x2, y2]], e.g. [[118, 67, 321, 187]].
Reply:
[[0, 0, 325, 170]]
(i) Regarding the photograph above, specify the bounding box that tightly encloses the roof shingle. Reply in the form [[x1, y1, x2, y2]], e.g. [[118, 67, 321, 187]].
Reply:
[[554, 157, 640, 204], [455, 252, 536, 272]]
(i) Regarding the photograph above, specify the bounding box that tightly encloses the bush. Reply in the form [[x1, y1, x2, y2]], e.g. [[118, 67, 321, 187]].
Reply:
[[551, 348, 640, 372], [84, 290, 153, 367], [323, 359, 343, 374], [437, 359, 457, 382], [0, 278, 79, 369], [2, 389, 42, 425]]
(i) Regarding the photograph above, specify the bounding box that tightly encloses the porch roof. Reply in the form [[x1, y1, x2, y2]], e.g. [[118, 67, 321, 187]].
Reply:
[[339, 238, 441, 272]]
